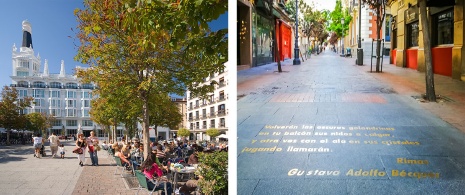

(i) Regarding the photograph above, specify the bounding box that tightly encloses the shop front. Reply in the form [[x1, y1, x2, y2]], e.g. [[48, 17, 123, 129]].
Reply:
[[252, 11, 274, 67], [405, 6, 419, 70], [430, 7, 454, 77]]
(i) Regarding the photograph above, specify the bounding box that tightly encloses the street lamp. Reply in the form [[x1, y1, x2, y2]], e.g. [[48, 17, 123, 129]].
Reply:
[[357, 0, 364, 65], [293, 0, 301, 65], [341, 18, 345, 55]]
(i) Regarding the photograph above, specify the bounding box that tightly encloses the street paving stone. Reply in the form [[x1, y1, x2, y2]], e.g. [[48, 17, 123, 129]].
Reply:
[[237, 52, 465, 194]]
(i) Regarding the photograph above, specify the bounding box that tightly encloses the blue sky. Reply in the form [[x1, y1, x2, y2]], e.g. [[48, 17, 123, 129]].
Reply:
[[0, 1, 228, 89]]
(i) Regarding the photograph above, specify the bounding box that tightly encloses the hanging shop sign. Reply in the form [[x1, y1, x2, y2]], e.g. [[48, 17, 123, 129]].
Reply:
[[405, 6, 419, 24], [427, 0, 455, 7]]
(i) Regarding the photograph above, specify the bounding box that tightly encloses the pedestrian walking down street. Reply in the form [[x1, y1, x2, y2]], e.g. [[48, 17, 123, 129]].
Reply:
[[48, 132, 60, 158], [32, 133, 43, 158], [86, 131, 99, 166], [75, 133, 87, 166], [59, 144, 66, 159]]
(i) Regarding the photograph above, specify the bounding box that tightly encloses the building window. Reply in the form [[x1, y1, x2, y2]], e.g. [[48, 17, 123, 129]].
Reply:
[[50, 109, 61, 117], [83, 100, 91, 108], [202, 121, 207, 129], [66, 109, 76, 117], [196, 122, 200, 129], [190, 123, 194, 130], [83, 120, 93, 126], [50, 91, 60, 98], [67, 91, 76, 98], [66, 120, 77, 126], [18, 89, 27, 97], [202, 109, 207, 118], [17, 71, 29, 76], [210, 119, 215, 128], [33, 99, 45, 107], [210, 107, 215, 117], [51, 120, 62, 127], [17, 81, 28, 87], [219, 118, 225, 128], [49, 82, 61, 88], [66, 83, 78, 89], [433, 10, 453, 45], [407, 21, 419, 47], [67, 129, 77, 136], [19, 59, 29, 68], [33, 81, 45, 88], [50, 99, 61, 107], [82, 84, 94, 89], [33, 89, 45, 98], [385, 14, 391, 42], [98, 130, 105, 137], [67, 100, 76, 107], [82, 91, 92, 99], [195, 111, 199, 119], [83, 109, 90, 117]]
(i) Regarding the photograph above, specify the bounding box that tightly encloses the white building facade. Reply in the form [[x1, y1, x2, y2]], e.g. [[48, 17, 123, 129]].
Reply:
[[10, 20, 105, 137], [186, 64, 229, 141]]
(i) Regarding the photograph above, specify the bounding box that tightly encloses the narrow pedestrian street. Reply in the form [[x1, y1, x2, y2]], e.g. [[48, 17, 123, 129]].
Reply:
[[237, 51, 465, 194]]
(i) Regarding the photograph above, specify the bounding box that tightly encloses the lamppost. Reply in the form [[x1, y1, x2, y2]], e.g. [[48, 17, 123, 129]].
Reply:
[[357, 0, 364, 65], [341, 18, 345, 55], [293, 0, 301, 65]]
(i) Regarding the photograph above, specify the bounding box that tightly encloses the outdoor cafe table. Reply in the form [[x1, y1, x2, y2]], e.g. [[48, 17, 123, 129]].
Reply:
[[170, 166, 197, 190]]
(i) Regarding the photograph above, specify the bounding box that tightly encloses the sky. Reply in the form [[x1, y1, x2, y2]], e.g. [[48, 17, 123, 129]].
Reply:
[[0, 1, 227, 89], [305, 0, 337, 11]]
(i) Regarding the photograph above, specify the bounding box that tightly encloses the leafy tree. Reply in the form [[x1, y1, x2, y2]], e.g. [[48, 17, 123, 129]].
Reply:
[[327, 0, 352, 44], [206, 128, 220, 140], [26, 112, 49, 135], [197, 151, 228, 195], [177, 128, 190, 139], [0, 86, 32, 145], [362, 0, 387, 72], [418, 0, 435, 101], [149, 93, 182, 140], [74, 0, 227, 158]]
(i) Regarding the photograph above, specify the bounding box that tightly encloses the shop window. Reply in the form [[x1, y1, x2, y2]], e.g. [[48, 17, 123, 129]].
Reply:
[[433, 10, 453, 46], [407, 22, 419, 47]]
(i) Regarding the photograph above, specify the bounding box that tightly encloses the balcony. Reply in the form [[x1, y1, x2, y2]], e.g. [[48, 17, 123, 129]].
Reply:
[[217, 109, 227, 116], [188, 106, 193, 110], [195, 116, 200, 120], [210, 112, 216, 117], [218, 82, 226, 88], [188, 117, 194, 122], [201, 114, 207, 119], [218, 95, 226, 102], [209, 124, 216, 128]]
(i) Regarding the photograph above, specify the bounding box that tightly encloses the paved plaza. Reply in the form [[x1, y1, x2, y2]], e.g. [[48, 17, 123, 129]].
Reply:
[[0, 140, 133, 195], [237, 51, 465, 194]]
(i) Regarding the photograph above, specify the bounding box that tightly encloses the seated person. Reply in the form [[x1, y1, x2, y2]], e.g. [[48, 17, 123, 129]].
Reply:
[[101, 141, 109, 150], [188, 145, 203, 165], [140, 153, 173, 195], [114, 144, 131, 168]]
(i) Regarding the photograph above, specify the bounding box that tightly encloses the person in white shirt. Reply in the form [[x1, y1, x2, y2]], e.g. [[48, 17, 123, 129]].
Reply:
[[32, 133, 43, 158], [48, 132, 60, 158], [59, 144, 66, 159]]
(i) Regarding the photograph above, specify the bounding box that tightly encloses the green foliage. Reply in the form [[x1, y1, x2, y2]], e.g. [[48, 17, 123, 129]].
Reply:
[[26, 112, 49, 135], [206, 128, 220, 138], [327, 0, 352, 38], [0, 86, 33, 144], [74, 0, 227, 158], [197, 151, 228, 195], [177, 128, 190, 138]]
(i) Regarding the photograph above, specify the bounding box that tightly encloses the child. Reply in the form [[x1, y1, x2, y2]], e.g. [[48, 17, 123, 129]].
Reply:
[[59, 144, 66, 159]]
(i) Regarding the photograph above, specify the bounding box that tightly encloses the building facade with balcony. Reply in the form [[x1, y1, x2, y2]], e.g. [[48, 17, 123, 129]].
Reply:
[[9, 20, 113, 137], [186, 64, 229, 141]]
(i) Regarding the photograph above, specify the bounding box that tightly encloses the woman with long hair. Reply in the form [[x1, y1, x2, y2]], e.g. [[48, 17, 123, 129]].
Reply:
[[140, 153, 172, 195], [75, 133, 87, 166]]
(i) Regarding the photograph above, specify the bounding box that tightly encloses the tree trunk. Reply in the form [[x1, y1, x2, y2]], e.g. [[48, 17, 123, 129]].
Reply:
[[273, 20, 282, 72], [142, 96, 151, 159], [6, 130, 10, 145], [376, 19, 382, 72], [419, 0, 436, 101]]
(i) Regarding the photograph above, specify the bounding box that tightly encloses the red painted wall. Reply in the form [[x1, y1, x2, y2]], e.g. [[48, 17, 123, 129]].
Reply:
[[406, 48, 418, 70], [279, 22, 292, 61], [431, 47, 452, 77], [391, 49, 397, 65]]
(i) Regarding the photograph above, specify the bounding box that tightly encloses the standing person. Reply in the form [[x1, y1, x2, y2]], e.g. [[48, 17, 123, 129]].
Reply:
[[87, 131, 99, 166], [75, 133, 87, 166], [48, 132, 60, 158], [59, 144, 66, 159], [32, 133, 43, 158]]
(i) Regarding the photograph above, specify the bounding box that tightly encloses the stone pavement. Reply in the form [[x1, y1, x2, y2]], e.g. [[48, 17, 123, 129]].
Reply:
[[0, 140, 134, 195], [237, 51, 465, 194]]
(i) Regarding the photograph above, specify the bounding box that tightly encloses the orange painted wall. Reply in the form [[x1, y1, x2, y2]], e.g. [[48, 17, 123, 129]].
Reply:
[[406, 48, 418, 70], [431, 47, 452, 76], [391, 49, 397, 65]]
